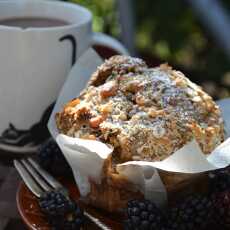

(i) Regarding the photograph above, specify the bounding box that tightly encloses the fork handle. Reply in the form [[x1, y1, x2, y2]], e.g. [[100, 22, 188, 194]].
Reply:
[[85, 212, 112, 230]]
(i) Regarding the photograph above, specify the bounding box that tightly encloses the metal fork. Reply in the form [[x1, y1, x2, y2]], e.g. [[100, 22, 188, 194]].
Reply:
[[14, 157, 111, 230]]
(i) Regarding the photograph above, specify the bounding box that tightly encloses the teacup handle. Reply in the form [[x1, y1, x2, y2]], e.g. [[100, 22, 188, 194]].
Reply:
[[59, 35, 77, 66], [91, 32, 129, 56], [59, 32, 129, 67]]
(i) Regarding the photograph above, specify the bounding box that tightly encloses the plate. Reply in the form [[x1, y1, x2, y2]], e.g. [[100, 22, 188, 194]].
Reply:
[[16, 180, 123, 230]]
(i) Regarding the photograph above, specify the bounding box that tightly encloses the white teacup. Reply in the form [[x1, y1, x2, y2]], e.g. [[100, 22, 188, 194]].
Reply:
[[0, 0, 128, 153]]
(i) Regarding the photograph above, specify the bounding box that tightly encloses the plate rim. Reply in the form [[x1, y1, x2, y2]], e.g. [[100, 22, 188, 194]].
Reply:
[[16, 182, 40, 230]]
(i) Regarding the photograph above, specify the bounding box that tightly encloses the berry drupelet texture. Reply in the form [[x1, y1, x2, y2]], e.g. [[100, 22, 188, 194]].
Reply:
[[61, 207, 85, 230], [209, 169, 230, 193], [167, 195, 213, 230], [124, 199, 167, 230], [49, 204, 84, 230], [39, 191, 75, 217], [37, 138, 72, 176], [39, 191, 84, 230], [212, 191, 230, 228]]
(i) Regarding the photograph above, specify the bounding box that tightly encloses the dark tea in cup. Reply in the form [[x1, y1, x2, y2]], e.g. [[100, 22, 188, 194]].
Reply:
[[0, 17, 69, 28]]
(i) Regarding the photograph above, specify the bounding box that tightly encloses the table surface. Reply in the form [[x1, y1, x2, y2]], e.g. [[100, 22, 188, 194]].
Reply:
[[0, 157, 27, 230]]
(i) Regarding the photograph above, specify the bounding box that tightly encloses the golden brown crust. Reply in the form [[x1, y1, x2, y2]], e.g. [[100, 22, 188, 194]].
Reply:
[[56, 55, 224, 161], [56, 55, 224, 212], [87, 55, 147, 87]]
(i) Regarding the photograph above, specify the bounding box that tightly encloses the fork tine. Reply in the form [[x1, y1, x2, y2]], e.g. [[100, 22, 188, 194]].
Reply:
[[27, 157, 63, 190], [21, 159, 52, 193], [15, 159, 112, 230], [14, 160, 43, 197]]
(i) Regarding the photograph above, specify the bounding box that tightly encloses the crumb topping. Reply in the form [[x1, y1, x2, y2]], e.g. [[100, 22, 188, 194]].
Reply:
[[56, 56, 224, 162]]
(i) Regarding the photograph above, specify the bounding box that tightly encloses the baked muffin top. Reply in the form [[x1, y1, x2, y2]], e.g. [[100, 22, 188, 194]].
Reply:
[[56, 56, 224, 162]]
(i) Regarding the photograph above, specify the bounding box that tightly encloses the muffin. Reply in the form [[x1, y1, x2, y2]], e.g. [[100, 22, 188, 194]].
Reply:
[[56, 55, 224, 212]]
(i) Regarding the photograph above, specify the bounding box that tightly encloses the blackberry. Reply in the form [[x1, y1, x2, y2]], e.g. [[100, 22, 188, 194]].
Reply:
[[49, 205, 84, 230], [124, 199, 167, 230], [61, 207, 84, 230], [38, 138, 72, 176], [39, 191, 84, 230], [39, 191, 75, 217], [167, 195, 213, 230], [209, 169, 230, 193], [212, 191, 230, 228]]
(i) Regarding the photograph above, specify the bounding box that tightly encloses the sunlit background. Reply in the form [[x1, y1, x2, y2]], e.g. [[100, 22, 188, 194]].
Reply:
[[67, 0, 230, 100]]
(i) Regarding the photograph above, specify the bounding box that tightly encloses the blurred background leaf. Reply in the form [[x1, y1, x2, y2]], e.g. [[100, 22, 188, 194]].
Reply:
[[66, 0, 230, 99]]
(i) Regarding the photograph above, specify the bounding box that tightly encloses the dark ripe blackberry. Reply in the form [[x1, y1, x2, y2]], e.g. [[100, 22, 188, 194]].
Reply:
[[124, 199, 167, 230], [209, 169, 230, 193], [38, 138, 72, 176], [39, 191, 84, 230], [39, 191, 75, 217], [49, 204, 85, 230], [212, 191, 230, 228], [49, 204, 84, 230], [61, 207, 85, 230], [167, 195, 213, 230]]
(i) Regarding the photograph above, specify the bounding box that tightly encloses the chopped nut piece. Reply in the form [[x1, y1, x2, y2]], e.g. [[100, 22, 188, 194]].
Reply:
[[81, 134, 96, 140], [89, 115, 105, 128], [64, 98, 80, 109], [192, 96, 202, 103], [100, 81, 118, 98], [148, 109, 165, 118], [135, 95, 146, 106], [124, 80, 142, 93], [99, 102, 113, 114]]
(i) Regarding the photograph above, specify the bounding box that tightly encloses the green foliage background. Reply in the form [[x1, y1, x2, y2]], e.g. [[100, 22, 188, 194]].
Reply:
[[68, 0, 229, 98]]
